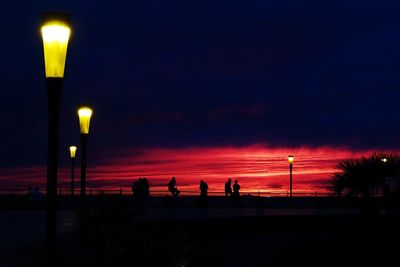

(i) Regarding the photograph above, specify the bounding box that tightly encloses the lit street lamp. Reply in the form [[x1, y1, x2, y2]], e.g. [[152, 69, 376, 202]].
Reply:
[[78, 106, 93, 208], [41, 12, 71, 265], [288, 155, 294, 199], [69, 146, 77, 196]]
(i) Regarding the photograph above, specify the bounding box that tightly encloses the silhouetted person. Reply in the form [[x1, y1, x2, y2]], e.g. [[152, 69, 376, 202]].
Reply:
[[27, 186, 34, 207], [168, 177, 180, 197], [34, 186, 43, 200], [132, 177, 151, 198], [27, 186, 33, 200], [142, 177, 150, 197], [132, 179, 140, 196], [225, 178, 232, 197], [233, 180, 240, 197], [200, 180, 208, 198], [32, 186, 44, 207]]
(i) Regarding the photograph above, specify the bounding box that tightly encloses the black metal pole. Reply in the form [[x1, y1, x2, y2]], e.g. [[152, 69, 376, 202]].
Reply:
[[46, 77, 63, 266], [71, 158, 75, 196], [80, 134, 88, 209], [289, 163, 293, 199], [79, 133, 89, 251]]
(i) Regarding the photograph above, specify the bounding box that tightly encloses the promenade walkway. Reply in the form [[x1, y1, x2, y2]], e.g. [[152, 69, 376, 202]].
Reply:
[[0, 207, 362, 252], [0, 204, 399, 266]]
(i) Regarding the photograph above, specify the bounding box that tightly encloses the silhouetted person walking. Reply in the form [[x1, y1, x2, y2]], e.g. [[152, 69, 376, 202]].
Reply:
[[132, 179, 139, 196], [225, 178, 232, 197], [200, 180, 208, 198], [168, 177, 180, 197], [233, 180, 240, 197]]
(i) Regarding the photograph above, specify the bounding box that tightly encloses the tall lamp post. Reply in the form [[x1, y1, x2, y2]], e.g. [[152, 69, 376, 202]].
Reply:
[[288, 155, 294, 199], [41, 12, 71, 265], [69, 146, 77, 196], [78, 106, 93, 208]]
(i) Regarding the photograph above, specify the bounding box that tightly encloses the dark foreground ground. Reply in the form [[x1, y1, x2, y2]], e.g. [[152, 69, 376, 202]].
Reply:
[[1, 196, 400, 266]]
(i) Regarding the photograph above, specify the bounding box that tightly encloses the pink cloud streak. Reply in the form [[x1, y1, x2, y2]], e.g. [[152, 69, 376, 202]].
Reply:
[[0, 145, 395, 195]]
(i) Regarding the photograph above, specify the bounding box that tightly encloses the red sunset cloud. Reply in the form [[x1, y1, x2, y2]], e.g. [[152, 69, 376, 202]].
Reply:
[[1, 145, 393, 196]]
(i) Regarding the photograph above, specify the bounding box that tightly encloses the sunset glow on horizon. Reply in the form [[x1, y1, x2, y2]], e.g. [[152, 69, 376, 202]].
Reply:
[[0, 145, 396, 196]]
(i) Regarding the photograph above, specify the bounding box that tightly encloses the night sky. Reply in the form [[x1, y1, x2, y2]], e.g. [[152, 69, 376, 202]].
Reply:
[[1, 0, 400, 193]]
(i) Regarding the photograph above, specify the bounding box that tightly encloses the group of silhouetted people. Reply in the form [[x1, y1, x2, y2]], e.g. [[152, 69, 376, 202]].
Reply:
[[26, 186, 45, 207], [131, 177, 150, 198], [168, 177, 240, 198], [131, 177, 241, 198], [225, 178, 241, 197]]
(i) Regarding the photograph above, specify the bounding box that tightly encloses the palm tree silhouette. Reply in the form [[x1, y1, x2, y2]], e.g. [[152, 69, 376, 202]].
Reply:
[[330, 154, 400, 198], [330, 154, 400, 214]]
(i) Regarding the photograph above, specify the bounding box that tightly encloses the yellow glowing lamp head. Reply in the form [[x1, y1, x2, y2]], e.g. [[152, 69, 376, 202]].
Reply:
[[69, 146, 77, 158], [381, 158, 388, 163], [41, 12, 71, 78], [288, 155, 294, 164], [78, 106, 93, 134]]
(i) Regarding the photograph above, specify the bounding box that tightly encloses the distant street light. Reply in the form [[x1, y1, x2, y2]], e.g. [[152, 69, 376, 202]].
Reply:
[[78, 106, 93, 208], [288, 155, 294, 199], [41, 12, 71, 265], [381, 158, 388, 163], [69, 146, 77, 196]]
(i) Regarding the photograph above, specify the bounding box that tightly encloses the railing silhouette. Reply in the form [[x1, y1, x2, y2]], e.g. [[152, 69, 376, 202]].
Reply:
[[0, 188, 333, 197]]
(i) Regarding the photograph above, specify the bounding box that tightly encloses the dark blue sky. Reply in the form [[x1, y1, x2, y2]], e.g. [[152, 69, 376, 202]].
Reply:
[[1, 0, 400, 167]]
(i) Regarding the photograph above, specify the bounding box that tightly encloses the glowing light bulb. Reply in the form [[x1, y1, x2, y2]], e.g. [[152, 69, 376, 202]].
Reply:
[[288, 155, 294, 164], [78, 107, 93, 134], [69, 146, 77, 158], [41, 17, 71, 78]]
